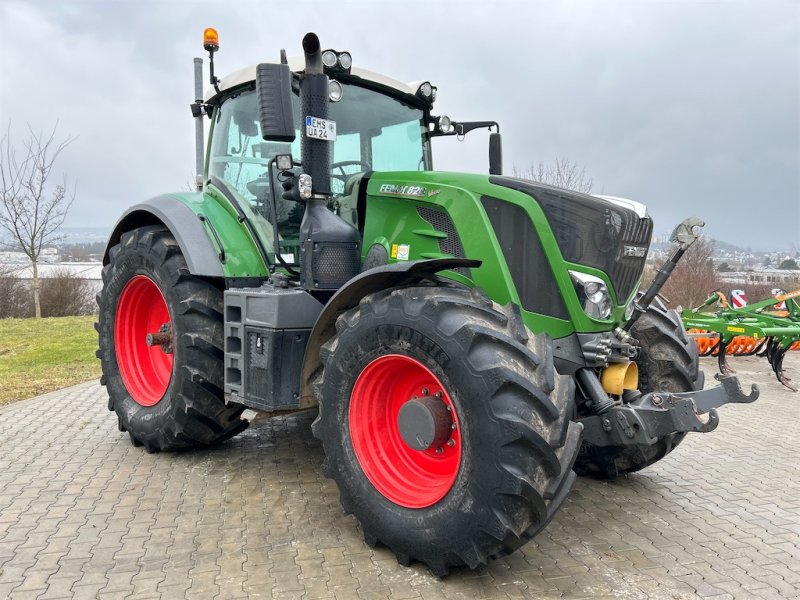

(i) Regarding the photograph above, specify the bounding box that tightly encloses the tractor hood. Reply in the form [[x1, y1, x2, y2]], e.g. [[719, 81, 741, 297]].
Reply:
[[488, 176, 654, 304]]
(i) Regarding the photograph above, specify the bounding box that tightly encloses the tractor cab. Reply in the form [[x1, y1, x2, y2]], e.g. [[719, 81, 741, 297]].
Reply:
[[203, 56, 438, 266], [198, 41, 501, 275]]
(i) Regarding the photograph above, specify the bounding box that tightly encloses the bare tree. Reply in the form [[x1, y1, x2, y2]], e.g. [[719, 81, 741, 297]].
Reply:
[[0, 123, 76, 318], [513, 157, 594, 193]]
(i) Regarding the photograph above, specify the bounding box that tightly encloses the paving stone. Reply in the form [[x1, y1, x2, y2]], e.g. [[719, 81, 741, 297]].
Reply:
[[0, 355, 798, 599]]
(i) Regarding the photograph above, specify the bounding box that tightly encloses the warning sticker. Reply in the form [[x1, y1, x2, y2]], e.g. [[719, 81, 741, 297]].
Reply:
[[396, 244, 410, 261]]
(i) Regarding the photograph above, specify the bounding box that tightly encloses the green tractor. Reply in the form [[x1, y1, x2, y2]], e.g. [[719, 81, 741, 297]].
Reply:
[[96, 30, 758, 575]]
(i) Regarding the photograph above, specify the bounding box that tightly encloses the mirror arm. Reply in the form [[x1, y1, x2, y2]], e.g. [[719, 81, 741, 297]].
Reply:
[[430, 120, 499, 138]]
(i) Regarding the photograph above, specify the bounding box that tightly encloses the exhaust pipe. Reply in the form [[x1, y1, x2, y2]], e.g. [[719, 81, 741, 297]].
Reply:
[[302, 33, 323, 75], [300, 32, 330, 195], [296, 32, 359, 293]]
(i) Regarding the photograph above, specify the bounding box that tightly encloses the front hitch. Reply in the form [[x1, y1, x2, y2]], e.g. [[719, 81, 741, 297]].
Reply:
[[579, 375, 759, 447]]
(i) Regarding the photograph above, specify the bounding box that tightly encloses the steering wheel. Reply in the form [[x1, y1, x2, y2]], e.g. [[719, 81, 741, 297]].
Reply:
[[330, 160, 372, 187]]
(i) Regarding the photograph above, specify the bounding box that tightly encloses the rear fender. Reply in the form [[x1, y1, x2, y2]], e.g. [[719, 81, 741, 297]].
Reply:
[[299, 258, 481, 408]]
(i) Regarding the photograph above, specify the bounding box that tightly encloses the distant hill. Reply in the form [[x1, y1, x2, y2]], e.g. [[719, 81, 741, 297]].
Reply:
[[60, 227, 110, 245], [651, 233, 785, 255]]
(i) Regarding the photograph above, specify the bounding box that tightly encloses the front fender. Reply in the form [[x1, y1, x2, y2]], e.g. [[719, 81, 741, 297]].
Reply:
[[104, 196, 224, 277], [104, 192, 270, 279], [299, 257, 481, 408]]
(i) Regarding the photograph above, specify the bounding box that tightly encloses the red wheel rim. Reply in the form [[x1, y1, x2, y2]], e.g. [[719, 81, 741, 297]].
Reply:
[[349, 354, 461, 508], [114, 275, 173, 407]]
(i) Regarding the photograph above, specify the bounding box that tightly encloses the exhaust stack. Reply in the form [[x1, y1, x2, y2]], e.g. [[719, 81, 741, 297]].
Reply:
[[300, 32, 331, 196], [303, 32, 323, 75], [297, 32, 360, 292]]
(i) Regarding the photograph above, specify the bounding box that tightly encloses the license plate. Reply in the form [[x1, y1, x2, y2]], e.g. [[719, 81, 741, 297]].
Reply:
[[305, 116, 337, 141]]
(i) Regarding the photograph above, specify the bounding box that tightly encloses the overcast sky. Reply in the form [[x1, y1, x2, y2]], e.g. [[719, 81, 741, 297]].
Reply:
[[1, 0, 798, 250]]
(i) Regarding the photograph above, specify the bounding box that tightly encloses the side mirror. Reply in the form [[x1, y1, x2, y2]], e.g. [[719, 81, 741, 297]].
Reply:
[[489, 132, 503, 175], [256, 63, 296, 142]]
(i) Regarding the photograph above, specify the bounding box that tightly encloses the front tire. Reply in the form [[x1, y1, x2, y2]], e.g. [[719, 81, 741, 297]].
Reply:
[[312, 284, 581, 575], [96, 225, 246, 451], [575, 299, 704, 478]]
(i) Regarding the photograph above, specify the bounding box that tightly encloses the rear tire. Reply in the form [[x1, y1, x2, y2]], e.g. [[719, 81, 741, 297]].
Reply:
[[96, 225, 246, 451], [575, 299, 704, 478], [312, 284, 581, 575]]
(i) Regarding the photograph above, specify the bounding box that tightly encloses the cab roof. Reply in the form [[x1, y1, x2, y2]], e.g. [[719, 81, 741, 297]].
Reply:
[[204, 56, 424, 104]]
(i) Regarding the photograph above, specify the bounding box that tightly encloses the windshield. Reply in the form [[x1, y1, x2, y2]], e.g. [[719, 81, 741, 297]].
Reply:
[[208, 80, 428, 263], [209, 81, 429, 201]]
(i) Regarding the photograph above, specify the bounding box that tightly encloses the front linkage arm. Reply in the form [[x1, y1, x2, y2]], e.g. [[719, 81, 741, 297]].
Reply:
[[624, 216, 705, 332], [580, 375, 759, 447]]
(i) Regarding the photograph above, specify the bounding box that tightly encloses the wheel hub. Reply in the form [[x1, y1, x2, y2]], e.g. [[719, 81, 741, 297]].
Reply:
[[145, 323, 173, 354], [397, 395, 453, 451]]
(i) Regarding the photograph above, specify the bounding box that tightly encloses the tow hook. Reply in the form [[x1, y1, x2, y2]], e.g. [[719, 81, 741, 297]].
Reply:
[[579, 375, 759, 447]]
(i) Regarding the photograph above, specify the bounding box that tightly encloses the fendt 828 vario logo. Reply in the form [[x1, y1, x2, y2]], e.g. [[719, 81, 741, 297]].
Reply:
[[379, 184, 426, 197]]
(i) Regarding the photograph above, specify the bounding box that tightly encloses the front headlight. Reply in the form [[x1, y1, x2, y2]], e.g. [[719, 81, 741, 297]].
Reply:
[[624, 301, 635, 320], [570, 271, 613, 320]]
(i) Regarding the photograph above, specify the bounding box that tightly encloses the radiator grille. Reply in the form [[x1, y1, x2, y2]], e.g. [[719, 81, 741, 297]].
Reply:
[[489, 177, 652, 303], [481, 196, 569, 319], [416, 206, 471, 278]]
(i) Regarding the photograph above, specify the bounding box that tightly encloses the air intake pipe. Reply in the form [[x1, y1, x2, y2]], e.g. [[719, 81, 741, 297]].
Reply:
[[300, 33, 331, 196]]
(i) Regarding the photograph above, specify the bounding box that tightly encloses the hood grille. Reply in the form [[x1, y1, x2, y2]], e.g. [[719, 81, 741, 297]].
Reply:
[[489, 177, 652, 303]]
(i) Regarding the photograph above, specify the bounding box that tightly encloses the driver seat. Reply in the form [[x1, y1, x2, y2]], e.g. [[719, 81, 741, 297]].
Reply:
[[336, 173, 366, 227]]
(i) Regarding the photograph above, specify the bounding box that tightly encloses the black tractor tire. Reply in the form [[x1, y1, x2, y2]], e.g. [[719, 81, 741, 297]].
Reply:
[[311, 284, 581, 576], [96, 225, 247, 451], [574, 299, 704, 479]]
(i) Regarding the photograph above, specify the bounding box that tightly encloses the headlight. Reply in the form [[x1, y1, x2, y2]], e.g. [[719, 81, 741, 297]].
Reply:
[[570, 271, 613, 320], [418, 82, 433, 99], [298, 173, 313, 199], [625, 301, 635, 320], [322, 50, 338, 68], [329, 80, 343, 102], [337, 52, 352, 70], [275, 153, 294, 171], [438, 115, 454, 134], [321, 50, 352, 72]]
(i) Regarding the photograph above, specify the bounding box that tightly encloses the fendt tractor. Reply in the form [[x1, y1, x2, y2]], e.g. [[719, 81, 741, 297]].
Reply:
[[96, 30, 760, 575]]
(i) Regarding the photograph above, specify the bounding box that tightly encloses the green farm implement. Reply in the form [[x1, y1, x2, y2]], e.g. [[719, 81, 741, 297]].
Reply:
[[684, 289, 800, 391], [96, 29, 760, 575]]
